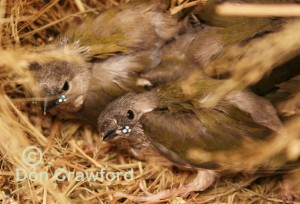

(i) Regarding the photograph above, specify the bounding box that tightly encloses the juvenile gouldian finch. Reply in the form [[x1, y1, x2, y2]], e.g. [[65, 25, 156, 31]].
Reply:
[[29, 0, 184, 125], [98, 69, 282, 202], [187, 0, 300, 94], [189, 0, 282, 67], [136, 0, 300, 96]]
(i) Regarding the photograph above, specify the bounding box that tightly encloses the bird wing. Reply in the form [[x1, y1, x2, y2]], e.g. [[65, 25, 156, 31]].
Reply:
[[60, 0, 181, 59], [140, 80, 274, 170]]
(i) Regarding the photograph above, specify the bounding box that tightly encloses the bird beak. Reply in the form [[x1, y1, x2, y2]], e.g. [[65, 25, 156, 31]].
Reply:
[[100, 119, 121, 141], [102, 129, 118, 141], [41, 99, 58, 115]]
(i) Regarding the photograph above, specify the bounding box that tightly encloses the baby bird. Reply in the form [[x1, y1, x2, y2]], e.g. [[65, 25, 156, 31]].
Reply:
[[187, 0, 300, 95], [29, 0, 184, 125], [137, 1, 300, 96], [98, 72, 282, 202]]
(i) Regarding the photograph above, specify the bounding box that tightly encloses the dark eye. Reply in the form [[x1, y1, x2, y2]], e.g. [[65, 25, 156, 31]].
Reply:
[[62, 81, 69, 92], [126, 110, 134, 120]]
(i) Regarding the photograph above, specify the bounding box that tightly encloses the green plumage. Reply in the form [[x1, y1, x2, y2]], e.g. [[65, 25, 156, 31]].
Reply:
[[141, 79, 274, 169], [63, 12, 130, 59], [61, 0, 175, 59], [98, 72, 281, 170], [187, 0, 300, 95], [32, 0, 183, 125]]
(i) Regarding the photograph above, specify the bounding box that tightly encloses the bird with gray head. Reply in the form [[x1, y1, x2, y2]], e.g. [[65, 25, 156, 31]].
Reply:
[[98, 69, 284, 202], [29, 0, 186, 125], [136, 0, 300, 95], [188, 0, 300, 68], [185, 0, 300, 95]]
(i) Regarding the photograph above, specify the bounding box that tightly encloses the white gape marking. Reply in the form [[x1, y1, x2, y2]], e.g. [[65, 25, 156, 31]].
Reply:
[[58, 95, 67, 103], [122, 126, 132, 134]]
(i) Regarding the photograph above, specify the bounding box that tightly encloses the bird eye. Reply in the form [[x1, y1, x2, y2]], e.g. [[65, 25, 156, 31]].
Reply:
[[126, 110, 134, 120], [62, 81, 69, 92]]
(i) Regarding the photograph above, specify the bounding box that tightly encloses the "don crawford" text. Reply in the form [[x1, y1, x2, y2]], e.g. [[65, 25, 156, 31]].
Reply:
[[16, 168, 134, 182]]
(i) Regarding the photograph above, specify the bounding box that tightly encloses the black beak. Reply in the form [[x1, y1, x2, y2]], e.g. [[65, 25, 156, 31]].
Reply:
[[102, 129, 118, 141], [41, 100, 58, 115], [100, 119, 119, 141]]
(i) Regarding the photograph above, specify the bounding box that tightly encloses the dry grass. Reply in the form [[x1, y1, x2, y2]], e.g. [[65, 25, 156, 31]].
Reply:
[[0, 0, 299, 203]]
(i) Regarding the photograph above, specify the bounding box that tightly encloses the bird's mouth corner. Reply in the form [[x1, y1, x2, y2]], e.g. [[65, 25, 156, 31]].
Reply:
[[41, 99, 58, 115], [40, 94, 67, 115]]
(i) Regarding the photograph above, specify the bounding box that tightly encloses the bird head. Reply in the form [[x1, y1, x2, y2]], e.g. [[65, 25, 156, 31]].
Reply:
[[30, 60, 91, 114], [98, 92, 158, 143]]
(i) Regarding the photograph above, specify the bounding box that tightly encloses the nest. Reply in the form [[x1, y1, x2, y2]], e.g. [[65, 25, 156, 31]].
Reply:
[[0, 0, 299, 203]]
